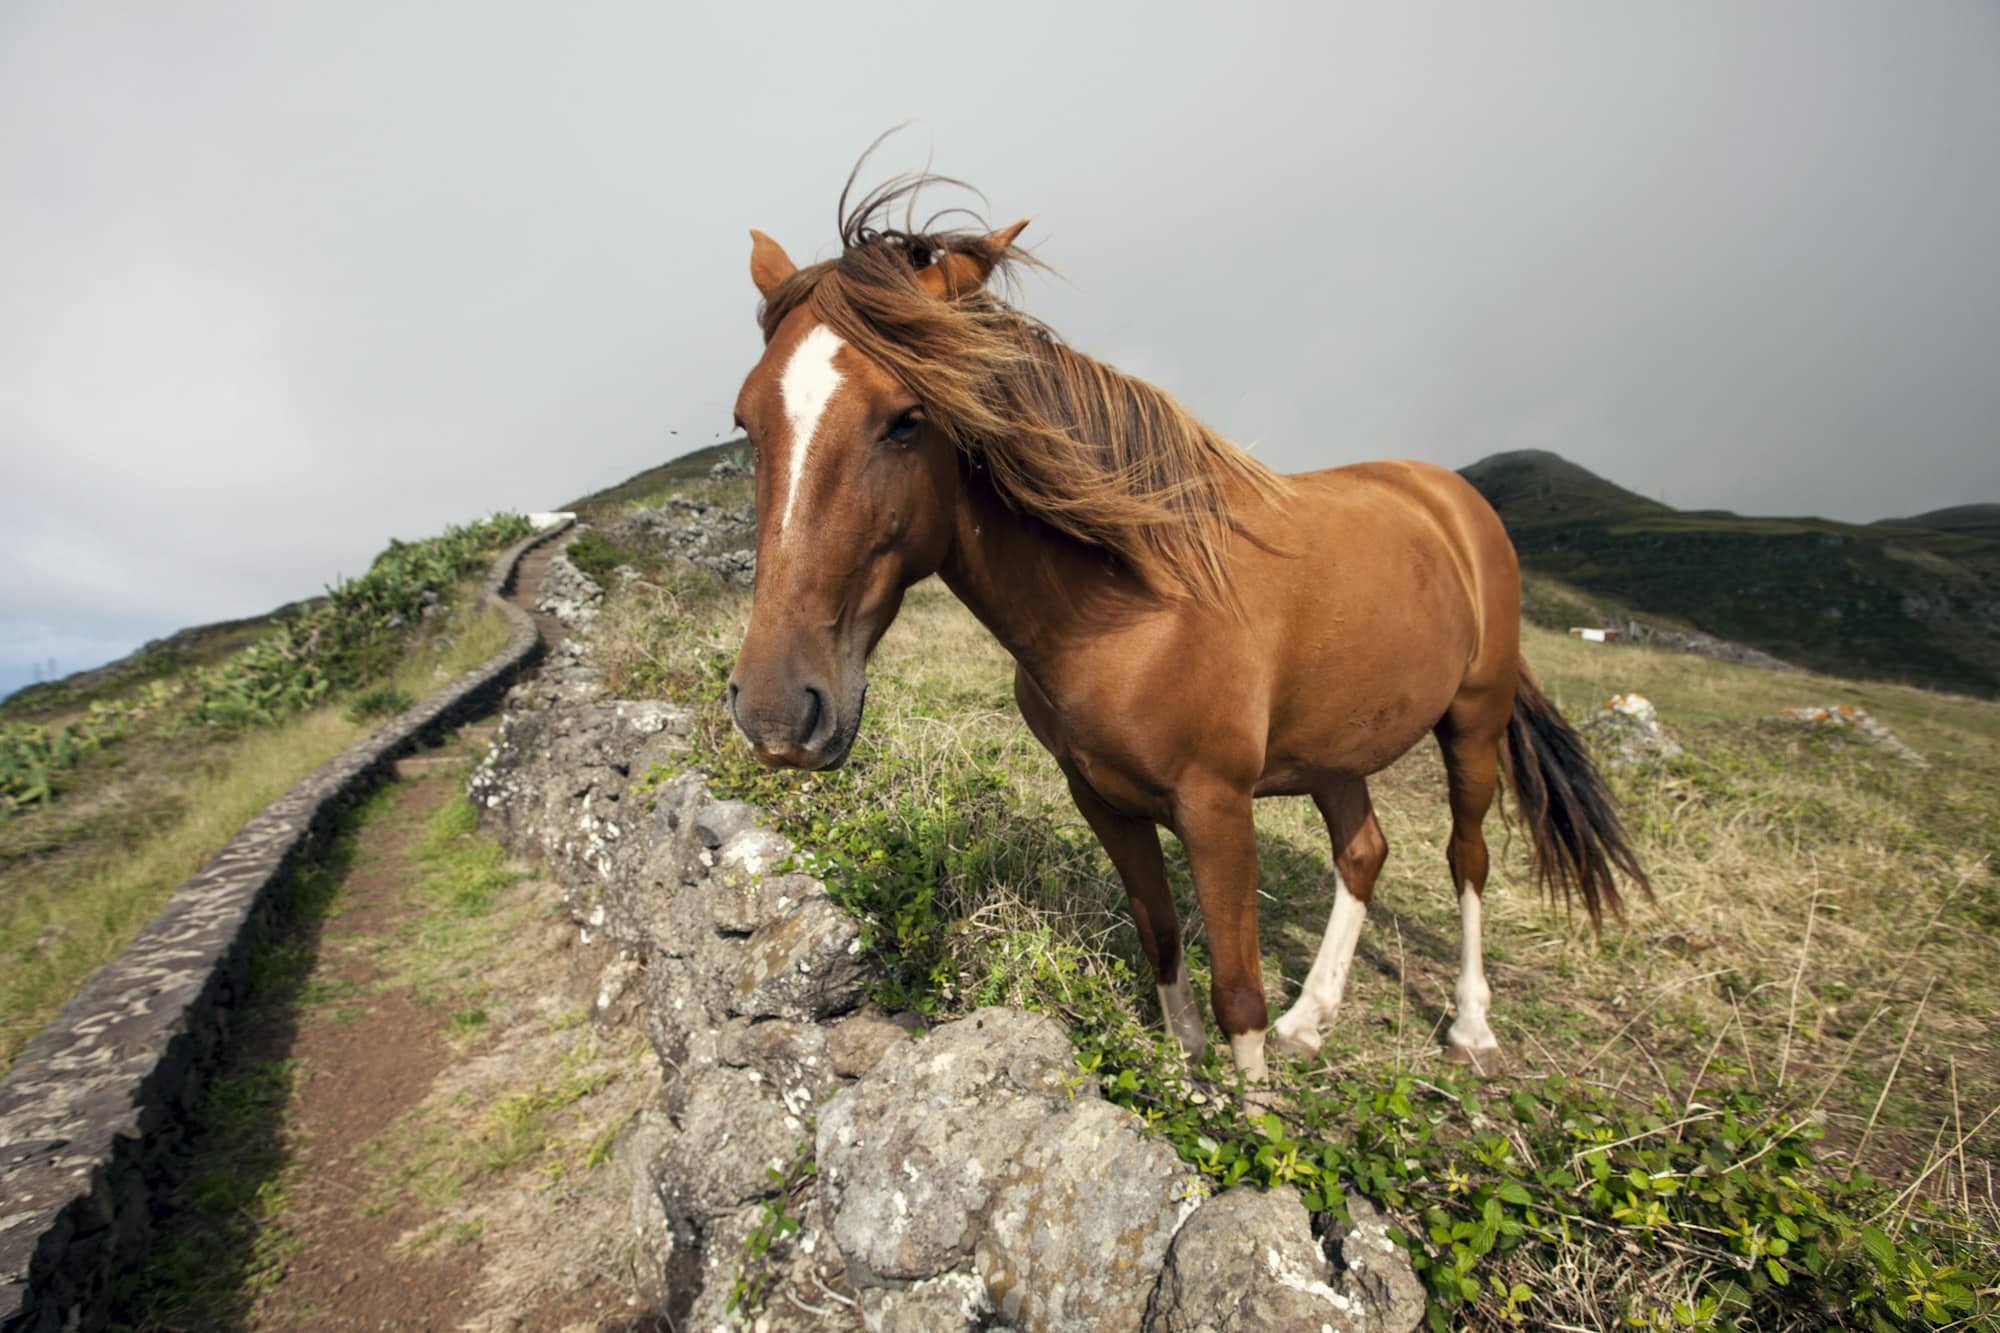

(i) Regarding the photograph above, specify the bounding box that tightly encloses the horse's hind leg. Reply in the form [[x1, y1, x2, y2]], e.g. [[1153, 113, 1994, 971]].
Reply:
[[1436, 710, 1507, 1067], [1270, 780, 1388, 1059], [1063, 770, 1204, 1059]]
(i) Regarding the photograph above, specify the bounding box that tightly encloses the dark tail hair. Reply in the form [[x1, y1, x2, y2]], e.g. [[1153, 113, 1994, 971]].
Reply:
[[1500, 665, 1652, 927]]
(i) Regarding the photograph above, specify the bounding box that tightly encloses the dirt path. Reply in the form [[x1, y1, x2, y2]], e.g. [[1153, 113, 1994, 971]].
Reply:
[[511, 536, 572, 652], [119, 535, 661, 1331], [242, 770, 484, 1326]]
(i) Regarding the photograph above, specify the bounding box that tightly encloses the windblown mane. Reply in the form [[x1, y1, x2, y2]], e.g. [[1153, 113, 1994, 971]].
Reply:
[[757, 173, 1291, 610]]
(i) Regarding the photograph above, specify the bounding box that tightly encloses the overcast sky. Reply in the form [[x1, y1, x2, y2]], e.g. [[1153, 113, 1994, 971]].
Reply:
[[4, 2, 1998, 698]]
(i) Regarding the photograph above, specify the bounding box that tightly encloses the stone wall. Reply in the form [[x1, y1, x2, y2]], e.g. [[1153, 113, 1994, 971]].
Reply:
[[471, 522, 1425, 1332], [0, 517, 573, 1333]]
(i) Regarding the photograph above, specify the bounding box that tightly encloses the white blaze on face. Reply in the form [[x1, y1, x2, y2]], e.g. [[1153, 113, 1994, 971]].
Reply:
[[776, 324, 847, 538]]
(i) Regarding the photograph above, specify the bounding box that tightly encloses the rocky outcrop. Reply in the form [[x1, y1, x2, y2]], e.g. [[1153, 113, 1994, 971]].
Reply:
[[469, 550, 1425, 1332], [533, 549, 605, 627], [1762, 704, 1927, 766], [610, 496, 756, 586], [1580, 691, 1683, 767]]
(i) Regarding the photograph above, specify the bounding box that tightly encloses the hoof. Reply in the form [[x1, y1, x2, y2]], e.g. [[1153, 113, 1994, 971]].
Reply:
[[1445, 1041, 1505, 1075], [1241, 1083, 1284, 1120], [1267, 1024, 1322, 1061]]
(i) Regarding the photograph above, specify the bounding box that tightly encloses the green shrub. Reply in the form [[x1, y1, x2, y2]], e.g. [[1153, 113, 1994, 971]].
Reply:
[[345, 686, 414, 722], [563, 529, 628, 586], [184, 513, 531, 731]]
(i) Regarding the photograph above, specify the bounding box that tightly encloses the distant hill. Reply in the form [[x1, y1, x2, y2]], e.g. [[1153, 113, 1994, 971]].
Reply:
[[1457, 449, 1667, 523], [0, 605, 305, 720], [1461, 452, 2000, 697], [1875, 503, 2000, 546], [565, 439, 749, 517]]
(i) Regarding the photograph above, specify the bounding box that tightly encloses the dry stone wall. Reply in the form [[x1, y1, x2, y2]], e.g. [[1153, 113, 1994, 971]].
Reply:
[[0, 518, 573, 1333], [472, 515, 1425, 1332]]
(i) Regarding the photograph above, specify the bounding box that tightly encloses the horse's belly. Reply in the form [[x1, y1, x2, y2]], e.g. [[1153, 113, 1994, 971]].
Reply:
[[1256, 713, 1436, 793], [1259, 653, 1460, 791]]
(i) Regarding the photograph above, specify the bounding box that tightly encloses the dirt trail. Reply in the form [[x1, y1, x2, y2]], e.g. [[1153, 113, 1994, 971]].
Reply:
[[242, 770, 484, 1326], [510, 537, 571, 652], [128, 535, 657, 1331]]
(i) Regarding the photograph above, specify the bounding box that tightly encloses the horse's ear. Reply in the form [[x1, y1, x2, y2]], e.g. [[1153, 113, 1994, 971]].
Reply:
[[749, 229, 797, 299], [918, 218, 1030, 299]]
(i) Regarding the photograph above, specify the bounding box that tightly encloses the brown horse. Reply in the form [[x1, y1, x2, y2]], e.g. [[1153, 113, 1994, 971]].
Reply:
[[726, 176, 1649, 1081]]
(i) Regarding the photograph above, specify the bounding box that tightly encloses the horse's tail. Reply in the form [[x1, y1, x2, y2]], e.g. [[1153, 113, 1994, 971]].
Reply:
[[1500, 664, 1652, 927]]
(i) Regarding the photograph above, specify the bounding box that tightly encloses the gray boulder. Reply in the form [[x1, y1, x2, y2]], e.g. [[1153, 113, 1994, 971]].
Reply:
[[1146, 1185, 1422, 1333], [825, 1009, 911, 1079], [858, 1271, 995, 1332], [976, 1096, 1201, 1330], [816, 1008, 1079, 1285], [718, 1016, 839, 1113], [1331, 1195, 1428, 1333], [734, 895, 871, 1021], [656, 1065, 806, 1219]]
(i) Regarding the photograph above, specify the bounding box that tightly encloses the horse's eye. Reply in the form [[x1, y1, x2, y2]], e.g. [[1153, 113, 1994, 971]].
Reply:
[[883, 409, 924, 446]]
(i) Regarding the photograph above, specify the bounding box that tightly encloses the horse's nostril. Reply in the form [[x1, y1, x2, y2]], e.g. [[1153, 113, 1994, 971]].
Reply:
[[799, 686, 825, 745], [727, 680, 740, 706]]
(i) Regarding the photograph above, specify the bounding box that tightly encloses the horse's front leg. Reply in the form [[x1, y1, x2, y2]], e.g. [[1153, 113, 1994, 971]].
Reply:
[[1062, 770, 1205, 1060], [1173, 781, 1269, 1081]]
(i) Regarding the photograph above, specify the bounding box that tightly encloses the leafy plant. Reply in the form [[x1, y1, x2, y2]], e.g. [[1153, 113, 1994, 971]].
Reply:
[[182, 513, 531, 731], [726, 1149, 814, 1317], [346, 686, 415, 722], [563, 529, 629, 586]]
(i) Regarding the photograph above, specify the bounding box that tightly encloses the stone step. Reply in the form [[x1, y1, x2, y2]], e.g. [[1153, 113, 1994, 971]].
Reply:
[[392, 754, 467, 779]]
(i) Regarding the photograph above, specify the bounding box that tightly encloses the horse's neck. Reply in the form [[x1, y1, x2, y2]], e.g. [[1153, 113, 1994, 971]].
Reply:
[[936, 467, 1141, 687]]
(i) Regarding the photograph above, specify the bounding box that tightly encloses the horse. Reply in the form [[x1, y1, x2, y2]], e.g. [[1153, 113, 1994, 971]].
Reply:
[[724, 175, 1650, 1083]]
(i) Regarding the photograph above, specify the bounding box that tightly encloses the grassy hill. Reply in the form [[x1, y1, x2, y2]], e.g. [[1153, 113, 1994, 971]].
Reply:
[[0, 604, 313, 720], [1876, 502, 2000, 545], [1457, 448, 1667, 523], [563, 442, 2000, 696], [563, 438, 748, 518], [1461, 451, 2000, 697], [1, 516, 528, 1069]]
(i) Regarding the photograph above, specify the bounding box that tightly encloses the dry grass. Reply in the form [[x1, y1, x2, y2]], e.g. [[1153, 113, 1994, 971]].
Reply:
[[595, 558, 2000, 1313], [0, 596, 515, 1071], [597, 567, 2000, 1180]]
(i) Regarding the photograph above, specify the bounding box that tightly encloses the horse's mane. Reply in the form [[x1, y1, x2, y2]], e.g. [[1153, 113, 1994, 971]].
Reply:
[[757, 171, 1291, 611]]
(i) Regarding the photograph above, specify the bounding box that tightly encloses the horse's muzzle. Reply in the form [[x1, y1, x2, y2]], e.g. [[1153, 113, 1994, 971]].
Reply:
[[727, 677, 857, 771]]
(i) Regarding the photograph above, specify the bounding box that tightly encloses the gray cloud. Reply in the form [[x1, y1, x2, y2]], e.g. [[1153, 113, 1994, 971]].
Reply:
[[4, 1, 1997, 685]]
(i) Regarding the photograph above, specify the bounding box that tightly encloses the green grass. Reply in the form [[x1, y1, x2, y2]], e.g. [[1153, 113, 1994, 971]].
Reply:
[[0, 598, 514, 1072], [591, 477, 2000, 1328], [356, 792, 643, 1224]]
